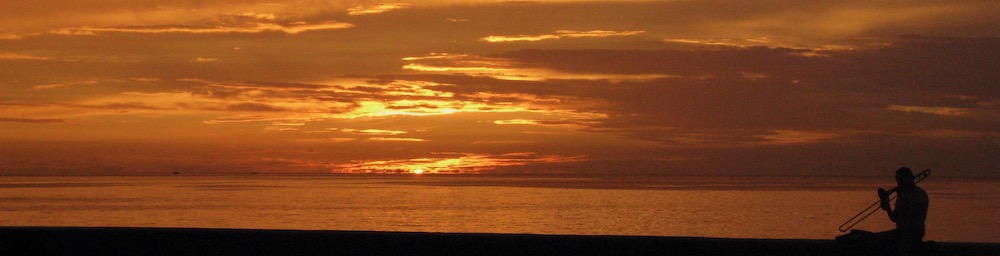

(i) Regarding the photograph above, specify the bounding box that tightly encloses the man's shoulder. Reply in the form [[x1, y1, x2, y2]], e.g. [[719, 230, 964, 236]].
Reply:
[[913, 186, 929, 202]]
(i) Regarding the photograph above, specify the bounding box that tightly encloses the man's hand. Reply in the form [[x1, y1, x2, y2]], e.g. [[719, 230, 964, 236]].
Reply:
[[878, 188, 891, 211]]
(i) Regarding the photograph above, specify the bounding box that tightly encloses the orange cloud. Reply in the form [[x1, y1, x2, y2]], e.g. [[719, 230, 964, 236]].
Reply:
[[0, 33, 24, 40], [663, 37, 851, 52], [480, 34, 560, 43], [360, 129, 408, 135], [368, 137, 426, 142], [347, 3, 411, 16], [402, 53, 671, 82], [48, 13, 353, 36], [556, 30, 645, 38], [888, 105, 969, 117], [664, 37, 773, 48], [336, 128, 408, 136], [494, 119, 540, 125], [52, 21, 353, 35], [191, 57, 219, 62], [481, 30, 644, 43], [32, 80, 99, 90], [754, 130, 844, 145], [0, 52, 51, 60]]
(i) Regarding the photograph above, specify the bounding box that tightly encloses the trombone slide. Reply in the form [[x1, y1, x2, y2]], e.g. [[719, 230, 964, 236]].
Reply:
[[837, 169, 931, 232]]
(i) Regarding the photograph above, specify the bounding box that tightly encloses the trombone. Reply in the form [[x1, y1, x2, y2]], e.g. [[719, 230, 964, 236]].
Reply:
[[838, 169, 931, 232]]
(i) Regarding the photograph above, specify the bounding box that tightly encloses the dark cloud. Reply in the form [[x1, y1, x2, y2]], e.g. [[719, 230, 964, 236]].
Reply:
[[496, 36, 1000, 98], [489, 36, 1000, 128]]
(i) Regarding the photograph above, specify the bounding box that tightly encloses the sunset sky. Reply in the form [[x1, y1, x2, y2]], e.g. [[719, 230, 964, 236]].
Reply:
[[2, 0, 998, 176]]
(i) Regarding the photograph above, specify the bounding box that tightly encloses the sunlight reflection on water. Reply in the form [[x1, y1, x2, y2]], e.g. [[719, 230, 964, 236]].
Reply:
[[0, 175, 997, 242]]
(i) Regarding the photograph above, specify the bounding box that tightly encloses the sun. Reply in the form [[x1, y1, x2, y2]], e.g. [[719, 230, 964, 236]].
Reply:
[[412, 169, 424, 174]]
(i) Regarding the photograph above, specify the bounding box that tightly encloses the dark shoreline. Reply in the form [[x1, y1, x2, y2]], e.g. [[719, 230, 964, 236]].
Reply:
[[2, 227, 998, 256]]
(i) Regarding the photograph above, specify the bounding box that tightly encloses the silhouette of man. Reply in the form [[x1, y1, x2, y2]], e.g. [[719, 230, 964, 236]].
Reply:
[[877, 167, 929, 254]]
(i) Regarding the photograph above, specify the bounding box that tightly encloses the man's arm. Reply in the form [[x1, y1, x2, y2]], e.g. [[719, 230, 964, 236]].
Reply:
[[878, 188, 898, 222]]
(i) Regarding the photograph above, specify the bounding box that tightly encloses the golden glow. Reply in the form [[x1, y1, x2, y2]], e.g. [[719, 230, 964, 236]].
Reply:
[[334, 153, 586, 174], [6, 76, 605, 135], [411, 168, 424, 174]]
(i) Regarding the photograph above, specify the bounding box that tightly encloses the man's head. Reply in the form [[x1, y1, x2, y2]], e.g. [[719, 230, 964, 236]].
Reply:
[[896, 167, 916, 189]]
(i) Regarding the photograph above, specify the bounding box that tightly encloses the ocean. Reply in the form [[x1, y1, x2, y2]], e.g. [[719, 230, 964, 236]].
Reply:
[[1, 175, 997, 243]]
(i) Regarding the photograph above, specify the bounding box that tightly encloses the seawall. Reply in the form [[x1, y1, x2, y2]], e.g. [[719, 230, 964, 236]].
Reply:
[[1, 227, 998, 256]]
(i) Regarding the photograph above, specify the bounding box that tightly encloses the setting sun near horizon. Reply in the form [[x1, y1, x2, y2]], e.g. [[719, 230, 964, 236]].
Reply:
[[0, 0, 998, 177]]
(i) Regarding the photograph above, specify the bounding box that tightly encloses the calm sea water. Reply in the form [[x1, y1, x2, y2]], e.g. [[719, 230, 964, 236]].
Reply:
[[1, 175, 998, 243]]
